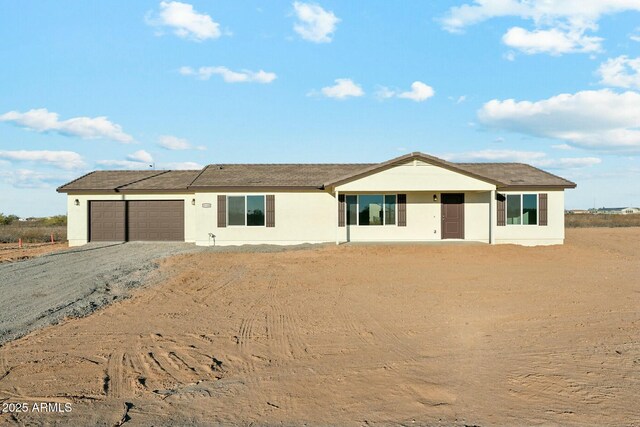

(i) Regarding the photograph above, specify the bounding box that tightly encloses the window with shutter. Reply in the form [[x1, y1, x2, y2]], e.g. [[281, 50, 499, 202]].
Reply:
[[266, 195, 275, 227], [397, 194, 407, 227], [539, 193, 548, 226], [497, 193, 506, 226], [338, 194, 345, 227], [217, 195, 226, 228]]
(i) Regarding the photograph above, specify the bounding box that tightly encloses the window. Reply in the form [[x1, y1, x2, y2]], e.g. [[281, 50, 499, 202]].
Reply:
[[359, 195, 383, 225], [345, 194, 397, 226], [228, 196, 245, 226], [385, 195, 396, 225], [227, 195, 265, 226], [247, 196, 265, 226], [522, 194, 537, 225], [346, 195, 357, 225], [507, 194, 538, 225]]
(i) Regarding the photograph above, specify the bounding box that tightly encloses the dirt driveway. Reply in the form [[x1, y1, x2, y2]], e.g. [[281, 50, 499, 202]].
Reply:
[[1, 229, 639, 426]]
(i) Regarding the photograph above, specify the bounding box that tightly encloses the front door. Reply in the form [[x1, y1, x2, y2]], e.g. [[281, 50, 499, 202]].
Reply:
[[441, 193, 465, 239]]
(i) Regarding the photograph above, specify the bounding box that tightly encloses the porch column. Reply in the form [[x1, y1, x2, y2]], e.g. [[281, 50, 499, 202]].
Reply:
[[335, 189, 340, 245], [489, 189, 496, 244]]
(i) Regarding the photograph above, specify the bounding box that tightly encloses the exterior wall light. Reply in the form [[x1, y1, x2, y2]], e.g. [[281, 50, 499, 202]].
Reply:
[[191, 198, 196, 205], [433, 194, 438, 202], [74, 199, 80, 206]]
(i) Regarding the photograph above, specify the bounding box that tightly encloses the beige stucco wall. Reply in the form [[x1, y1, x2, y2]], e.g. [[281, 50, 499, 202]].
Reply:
[[66, 193, 197, 247], [336, 191, 491, 243], [195, 191, 336, 246], [493, 190, 565, 246]]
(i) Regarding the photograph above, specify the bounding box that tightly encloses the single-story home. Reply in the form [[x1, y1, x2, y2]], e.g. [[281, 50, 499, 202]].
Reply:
[[57, 152, 576, 247], [592, 207, 640, 215]]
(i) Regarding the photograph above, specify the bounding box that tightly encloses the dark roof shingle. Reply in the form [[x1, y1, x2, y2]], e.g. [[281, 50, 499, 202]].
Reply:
[[190, 164, 375, 188], [458, 163, 576, 188], [57, 153, 576, 192]]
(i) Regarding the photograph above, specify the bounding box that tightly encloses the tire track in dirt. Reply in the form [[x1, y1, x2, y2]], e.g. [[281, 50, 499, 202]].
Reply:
[[266, 277, 308, 361], [105, 352, 128, 399]]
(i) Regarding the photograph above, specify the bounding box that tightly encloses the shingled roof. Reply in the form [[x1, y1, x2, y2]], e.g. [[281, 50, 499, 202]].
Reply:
[[458, 163, 576, 188], [57, 152, 576, 192], [190, 164, 375, 188]]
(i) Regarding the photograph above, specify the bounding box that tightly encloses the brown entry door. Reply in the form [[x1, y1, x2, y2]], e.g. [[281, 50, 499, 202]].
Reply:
[[89, 201, 126, 242], [127, 200, 185, 241], [441, 193, 465, 239]]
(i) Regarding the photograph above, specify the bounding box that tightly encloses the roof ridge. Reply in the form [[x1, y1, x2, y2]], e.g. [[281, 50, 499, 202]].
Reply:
[[187, 164, 211, 188], [116, 170, 170, 190]]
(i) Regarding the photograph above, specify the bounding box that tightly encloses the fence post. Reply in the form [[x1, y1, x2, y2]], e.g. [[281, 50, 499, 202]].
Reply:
[[51, 233, 54, 244], [19, 238, 22, 249]]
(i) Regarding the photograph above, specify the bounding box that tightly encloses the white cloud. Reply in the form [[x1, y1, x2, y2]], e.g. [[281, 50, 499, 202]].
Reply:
[[502, 26, 602, 55], [631, 28, 640, 42], [441, 1, 640, 55], [96, 160, 151, 170], [179, 66, 276, 83], [148, 1, 221, 41], [319, 78, 364, 99], [442, 1, 640, 32], [478, 89, 640, 152], [597, 56, 640, 89], [0, 150, 85, 170], [536, 157, 602, 169], [127, 150, 154, 164], [552, 143, 574, 150], [161, 161, 203, 170], [397, 81, 435, 102], [157, 135, 205, 150], [376, 81, 435, 102], [0, 108, 133, 143], [444, 149, 547, 163], [293, 2, 340, 43], [0, 169, 74, 189], [442, 149, 601, 170]]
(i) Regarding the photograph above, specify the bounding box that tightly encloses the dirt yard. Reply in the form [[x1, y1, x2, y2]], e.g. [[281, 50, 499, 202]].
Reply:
[[0, 243, 67, 263], [1, 228, 639, 426]]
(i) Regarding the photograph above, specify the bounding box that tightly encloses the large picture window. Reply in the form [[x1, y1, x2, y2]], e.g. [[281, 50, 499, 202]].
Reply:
[[345, 194, 397, 226], [507, 194, 538, 225], [359, 195, 383, 225], [227, 195, 265, 226]]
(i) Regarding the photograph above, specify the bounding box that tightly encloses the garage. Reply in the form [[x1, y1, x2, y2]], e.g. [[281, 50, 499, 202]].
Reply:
[[89, 201, 126, 242], [127, 200, 185, 241], [89, 200, 184, 242]]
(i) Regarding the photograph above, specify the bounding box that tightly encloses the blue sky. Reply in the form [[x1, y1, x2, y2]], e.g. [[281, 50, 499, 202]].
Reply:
[[1, 1, 640, 216]]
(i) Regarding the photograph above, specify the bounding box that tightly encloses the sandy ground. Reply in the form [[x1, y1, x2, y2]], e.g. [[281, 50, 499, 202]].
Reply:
[[0, 243, 68, 263], [0, 228, 639, 426]]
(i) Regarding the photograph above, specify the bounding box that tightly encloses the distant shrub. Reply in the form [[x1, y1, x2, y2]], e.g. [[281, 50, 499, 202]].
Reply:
[[565, 213, 640, 228], [42, 215, 67, 226], [0, 214, 19, 225]]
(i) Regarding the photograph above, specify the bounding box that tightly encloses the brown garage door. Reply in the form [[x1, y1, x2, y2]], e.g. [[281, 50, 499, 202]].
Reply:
[[127, 200, 184, 241], [89, 201, 126, 242]]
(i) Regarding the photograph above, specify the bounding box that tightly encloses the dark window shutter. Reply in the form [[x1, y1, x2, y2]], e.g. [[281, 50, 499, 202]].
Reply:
[[539, 193, 548, 226], [266, 195, 275, 227], [217, 195, 226, 228], [338, 194, 345, 227], [497, 193, 506, 226], [397, 194, 407, 227]]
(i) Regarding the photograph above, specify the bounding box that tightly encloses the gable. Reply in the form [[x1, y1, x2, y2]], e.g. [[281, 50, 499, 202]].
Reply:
[[335, 159, 496, 192]]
